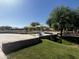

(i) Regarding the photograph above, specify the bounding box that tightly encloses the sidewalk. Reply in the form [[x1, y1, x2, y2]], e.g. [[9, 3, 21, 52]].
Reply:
[[0, 34, 39, 59], [0, 48, 7, 59]]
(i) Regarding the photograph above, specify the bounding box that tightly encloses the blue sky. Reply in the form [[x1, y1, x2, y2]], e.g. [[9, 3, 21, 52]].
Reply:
[[0, 0, 79, 28]]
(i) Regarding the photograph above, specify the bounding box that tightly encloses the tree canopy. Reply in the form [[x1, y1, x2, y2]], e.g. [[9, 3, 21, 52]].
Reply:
[[31, 22, 40, 27], [47, 6, 79, 31]]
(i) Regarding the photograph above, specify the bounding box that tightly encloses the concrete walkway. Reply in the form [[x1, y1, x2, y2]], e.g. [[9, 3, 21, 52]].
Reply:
[[0, 48, 7, 59], [0, 34, 39, 59], [0, 32, 57, 59]]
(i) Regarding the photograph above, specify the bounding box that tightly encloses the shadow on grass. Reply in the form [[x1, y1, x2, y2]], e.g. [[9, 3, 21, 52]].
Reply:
[[68, 54, 75, 59], [62, 36, 79, 44], [42, 34, 79, 44], [2, 38, 42, 55], [40, 35, 59, 42]]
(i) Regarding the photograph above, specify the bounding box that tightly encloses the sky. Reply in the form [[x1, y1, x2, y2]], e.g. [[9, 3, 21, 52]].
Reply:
[[0, 0, 79, 28]]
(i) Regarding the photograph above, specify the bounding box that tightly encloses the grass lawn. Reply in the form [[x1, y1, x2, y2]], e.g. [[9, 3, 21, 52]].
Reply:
[[8, 39, 79, 59], [62, 39, 74, 45]]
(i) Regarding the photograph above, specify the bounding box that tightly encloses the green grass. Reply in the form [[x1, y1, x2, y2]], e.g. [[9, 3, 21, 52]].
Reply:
[[8, 39, 79, 59], [62, 39, 74, 45]]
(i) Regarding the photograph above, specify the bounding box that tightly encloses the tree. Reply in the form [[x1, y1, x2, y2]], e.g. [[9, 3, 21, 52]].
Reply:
[[46, 19, 52, 28], [0, 26, 12, 30], [31, 22, 40, 27], [47, 6, 72, 36], [74, 8, 79, 32]]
